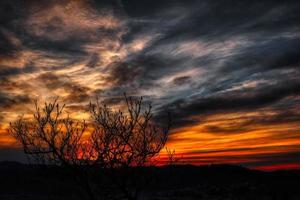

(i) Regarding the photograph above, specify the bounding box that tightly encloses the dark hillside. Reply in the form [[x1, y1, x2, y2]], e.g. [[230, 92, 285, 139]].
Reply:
[[0, 162, 299, 200]]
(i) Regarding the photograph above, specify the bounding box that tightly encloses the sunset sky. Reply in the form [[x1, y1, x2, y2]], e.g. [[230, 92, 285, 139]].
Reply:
[[1, 0, 300, 170]]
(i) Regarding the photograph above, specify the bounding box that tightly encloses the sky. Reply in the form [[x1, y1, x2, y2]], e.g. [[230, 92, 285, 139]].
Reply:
[[0, 0, 300, 170]]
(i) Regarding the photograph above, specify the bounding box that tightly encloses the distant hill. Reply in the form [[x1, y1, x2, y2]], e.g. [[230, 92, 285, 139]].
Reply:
[[0, 162, 299, 200]]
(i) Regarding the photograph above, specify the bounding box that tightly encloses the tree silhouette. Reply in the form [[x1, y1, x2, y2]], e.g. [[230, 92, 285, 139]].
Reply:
[[89, 95, 170, 199], [89, 95, 169, 168], [9, 99, 99, 200], [9, 95, 171, 200], [9, 99, 87, 166], [165, 148, 182, 166]]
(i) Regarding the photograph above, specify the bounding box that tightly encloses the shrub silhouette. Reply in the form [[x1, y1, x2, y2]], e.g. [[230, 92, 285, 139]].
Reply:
[[9, 95, 171, 200]]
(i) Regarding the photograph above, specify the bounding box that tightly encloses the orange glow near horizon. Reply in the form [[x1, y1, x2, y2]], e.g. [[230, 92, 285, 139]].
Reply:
[[2, 110, 300, 171], [157, 111, 300, 170]]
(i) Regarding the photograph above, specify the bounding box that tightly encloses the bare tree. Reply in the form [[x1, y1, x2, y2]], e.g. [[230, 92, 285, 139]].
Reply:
[[9, 99, 87, 166], [89, 94, 169, 168], [165, 148, 182, 166], [89, 94, 171, 199], [9, 95, 171, 200], [9, 99, 99, 200]]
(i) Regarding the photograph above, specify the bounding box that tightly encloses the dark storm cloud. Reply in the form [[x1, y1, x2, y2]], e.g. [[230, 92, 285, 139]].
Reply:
[[21, 20, 122, 56], [101, 97, 124, 105], [219, 37, 300, 74], [243, 109, 300, 129], [0, 0, 299, 123], [106, 61, 142, 86], [122, 0, 182, 18], [117, 1, 300, 130], [0, 31, 18, 58], [119, 0, 300, 129], [86, 53, 100, 68], [157, 80, 300, 127], [202, 110, 300, 135], [23, 36, 88, 56], [172, 76, 191, 86], [97, 53, 188, 96], [0, 77, 34, 98], [0, 0, 31, 57], [0, 64, 36, 78], [0, 92, 31, 110], [122, 54, 188, 89], [0, 0, 125, 72], [121, 0, 300, 72], [36, 72, 90, 103], [135, 0, 300, 43], [203, 125, 253, 135]]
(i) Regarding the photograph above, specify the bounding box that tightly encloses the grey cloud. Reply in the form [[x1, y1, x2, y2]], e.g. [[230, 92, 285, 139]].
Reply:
[[151, 0, 300, 44], [106, 61, 142, 86], [0, 64, 36, 78], [36, 72, 90, 103], [156, 80, 300, 127], [0, 92, 31, 110], [172, 76, 191, 86], [219, 38, 300, 74], [202, 109, 300, 135], [86, 53, 100, 68]]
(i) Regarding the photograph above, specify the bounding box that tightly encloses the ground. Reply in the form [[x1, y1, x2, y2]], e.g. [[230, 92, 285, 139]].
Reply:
[[0, 162, 299, 200]]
